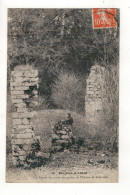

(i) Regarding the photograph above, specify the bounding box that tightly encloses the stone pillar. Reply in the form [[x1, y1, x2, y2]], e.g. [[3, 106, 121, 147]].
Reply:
[[10, 65, 39, 166], [85, 64, 106, 128]]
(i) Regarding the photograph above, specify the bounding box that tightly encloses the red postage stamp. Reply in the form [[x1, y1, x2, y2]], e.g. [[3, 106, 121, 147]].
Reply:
[[93, 8, 117, 29]]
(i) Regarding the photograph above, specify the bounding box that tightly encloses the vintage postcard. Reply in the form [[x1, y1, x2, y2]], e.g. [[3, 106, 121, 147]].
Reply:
[[6, 8, 119, 183]]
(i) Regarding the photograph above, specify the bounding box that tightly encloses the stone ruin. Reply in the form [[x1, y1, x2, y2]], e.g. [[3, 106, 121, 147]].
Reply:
[[10, 65, 39, 166], [9, 63, 107, 167], [51, 120, 74, 152], [85, 64, 106, 128]]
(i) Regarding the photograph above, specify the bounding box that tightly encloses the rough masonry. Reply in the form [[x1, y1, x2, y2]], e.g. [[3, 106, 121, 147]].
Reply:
[[85, 64, 106, 128], [10, 65, 39, 166], [51, 121, 74, 152]]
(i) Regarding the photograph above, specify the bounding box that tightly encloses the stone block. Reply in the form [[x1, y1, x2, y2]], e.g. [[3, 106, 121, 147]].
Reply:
[[13, 129, 24, 134], [87, 85, 93, 88], [24, 82, 37, 87], [10, 82, 18, 87], [62, 126, 71, 132], [18, 156, 26, 161], [17, 107, 28, 113], [11, 71, 24, 76], [14, 77, 38, 84], [16, 125, 25, 129], [26, 129, 35, 133], [55, 140, 68, 144], [11, 134, 17, 139], [33, 91, 38, 95], [11, 90, 24, 95], [56, 130, 67, 135], [35, 152, 50, 159], [16, 94, 29, 99], [14, 103, 26, 108], [13, 124, 19, 129], [95, 91, 101, 95], [12, 149, 27, 156], [61, 135, 70, 140], [62, 124, 72, 128], [14, 65, 33, 71], [30, 77, 39, 82], [11, 138, 34, 145], [10, 81, 25, 87], [88, 87, 93, 91], [52, 134, 60, 139], [24, 70, 38, 77], [16, 133, 34, 139], [17, 124, 31, 129], [22, 118, 30, 125], [11, 95, 18, 100], [13, 129, 34, 134], [52, 145, 62, 150], [12, 86, 29, 91], [11, 94, 29, 99], [13, 119, 22, 125], [22, 144, 31, 151], [19, 112, 34, 118], [12, 112, 19, 118], [87, 91, 94, 95], [11, 99, 23, 103], [14, 77, 27, 82]]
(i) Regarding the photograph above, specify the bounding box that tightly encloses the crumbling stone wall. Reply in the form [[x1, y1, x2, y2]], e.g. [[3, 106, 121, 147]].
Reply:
[[85, 64, 106, 128], [51, 121, 73, 152], [10, 65, 39, 166]]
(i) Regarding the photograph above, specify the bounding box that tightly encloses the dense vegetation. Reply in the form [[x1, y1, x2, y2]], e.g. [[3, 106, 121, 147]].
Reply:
[[8, 9, 119, 112]]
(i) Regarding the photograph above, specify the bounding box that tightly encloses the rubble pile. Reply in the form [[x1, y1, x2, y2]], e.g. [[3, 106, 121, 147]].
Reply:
[[51, 120, 74, 152]]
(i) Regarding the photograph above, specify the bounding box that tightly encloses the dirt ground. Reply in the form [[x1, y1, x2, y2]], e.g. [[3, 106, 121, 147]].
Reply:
[[6, 149, 118, 183], [6, 102, 118, 183]]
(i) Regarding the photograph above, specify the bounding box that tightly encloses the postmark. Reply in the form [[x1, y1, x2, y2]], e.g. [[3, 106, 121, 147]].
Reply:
[[93, 8, 117, 29]]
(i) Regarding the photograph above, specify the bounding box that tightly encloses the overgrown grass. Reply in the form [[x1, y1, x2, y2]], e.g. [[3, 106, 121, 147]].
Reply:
[[7, 106, 118, 153], [32, 109, 118, 152], [32, 109, 89, 151]]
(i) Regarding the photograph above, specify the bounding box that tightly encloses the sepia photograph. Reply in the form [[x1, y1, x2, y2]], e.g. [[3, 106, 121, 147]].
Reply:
[[6, 8, 119, 183]]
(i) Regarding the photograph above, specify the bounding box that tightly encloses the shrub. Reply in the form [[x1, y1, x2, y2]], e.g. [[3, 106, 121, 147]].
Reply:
[[51, 72, 85, 114]]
